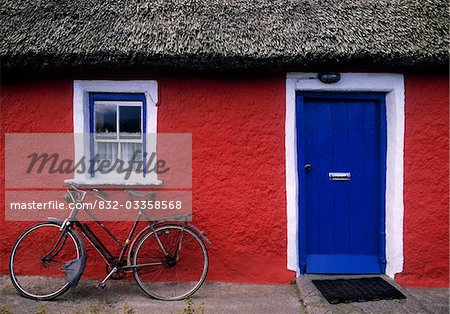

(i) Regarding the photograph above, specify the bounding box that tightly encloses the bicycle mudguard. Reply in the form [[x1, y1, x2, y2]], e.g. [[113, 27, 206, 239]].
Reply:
[[46, 218, 88, 288], [150, 221, 211, 244], [62, 255, 87, 288], [184, 223, 211, 245], [47, 217, 64, 224], [46, 218, 87, 257]]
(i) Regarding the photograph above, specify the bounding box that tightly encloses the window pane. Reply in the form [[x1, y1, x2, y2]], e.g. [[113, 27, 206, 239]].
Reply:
[[95, 104, 117, 139], [119, 106, 141, 139]]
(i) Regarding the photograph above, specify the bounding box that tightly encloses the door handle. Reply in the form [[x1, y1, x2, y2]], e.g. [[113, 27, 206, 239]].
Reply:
[[304, 164, 312, 171]]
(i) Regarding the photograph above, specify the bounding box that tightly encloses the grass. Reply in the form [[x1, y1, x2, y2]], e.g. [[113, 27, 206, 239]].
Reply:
[[81, 301, 135, 314], [182, 297, 204, 314], [0, 306, 13, 314], [36, 303, 48, 314]]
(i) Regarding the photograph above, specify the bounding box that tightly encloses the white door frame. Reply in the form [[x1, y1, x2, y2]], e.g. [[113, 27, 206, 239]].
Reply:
[[285, 73, 405, 277]]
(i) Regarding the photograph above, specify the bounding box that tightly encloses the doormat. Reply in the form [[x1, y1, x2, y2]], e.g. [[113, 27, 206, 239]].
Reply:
[[312, 277, 406, 304]]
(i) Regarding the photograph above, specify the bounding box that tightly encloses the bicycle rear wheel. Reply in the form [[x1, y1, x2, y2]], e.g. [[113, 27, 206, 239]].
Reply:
[[9, 222, 83, 300], [133, 225, 208, 301]]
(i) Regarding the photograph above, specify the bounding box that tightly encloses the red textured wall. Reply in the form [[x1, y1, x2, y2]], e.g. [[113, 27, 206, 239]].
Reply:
[[0, 76, 294, 283], [1, 74, 448, 286], [395, 75, 449, 287], [0, 80, 74, 279]]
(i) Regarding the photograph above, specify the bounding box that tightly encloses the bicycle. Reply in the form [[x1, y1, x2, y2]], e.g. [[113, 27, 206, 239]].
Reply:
[[9, 182, 209, 301]]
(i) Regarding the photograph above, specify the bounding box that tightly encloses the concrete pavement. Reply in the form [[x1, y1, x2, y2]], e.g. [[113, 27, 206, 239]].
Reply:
[[2, 274, 448, 314], [0, 276, 305, 314]]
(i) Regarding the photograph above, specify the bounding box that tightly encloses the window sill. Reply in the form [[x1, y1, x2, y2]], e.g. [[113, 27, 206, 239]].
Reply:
[[64, 178, 163, 187]]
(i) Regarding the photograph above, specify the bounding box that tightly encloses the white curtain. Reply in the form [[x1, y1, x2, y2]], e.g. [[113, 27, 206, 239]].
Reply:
[[96, 142, 118, 164], [96, 142, 143, 171], [121, 143, 143, 170]]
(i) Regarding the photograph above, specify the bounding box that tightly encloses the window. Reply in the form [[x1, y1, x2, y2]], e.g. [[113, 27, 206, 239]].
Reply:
[[73, 81, 158, 184], [90, 93, 145, 176]]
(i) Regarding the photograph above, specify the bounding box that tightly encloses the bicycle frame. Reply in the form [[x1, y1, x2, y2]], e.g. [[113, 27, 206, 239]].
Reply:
[[44, 187, 188, 272]]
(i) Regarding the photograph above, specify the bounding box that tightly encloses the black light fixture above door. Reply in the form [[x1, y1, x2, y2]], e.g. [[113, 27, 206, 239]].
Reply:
[[318, 72, 341, 84]]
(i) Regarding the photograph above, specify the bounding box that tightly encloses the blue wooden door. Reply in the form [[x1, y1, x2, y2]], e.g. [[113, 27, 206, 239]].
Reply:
[[297, 92, 386, 274]]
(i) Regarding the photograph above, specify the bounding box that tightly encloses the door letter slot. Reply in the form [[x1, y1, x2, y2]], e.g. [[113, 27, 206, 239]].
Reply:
[[329, 172, 351, 181]]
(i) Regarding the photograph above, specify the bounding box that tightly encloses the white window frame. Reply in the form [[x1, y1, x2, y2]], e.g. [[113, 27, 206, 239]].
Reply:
[[285, 73, 405, 278], [72, 80, 159, 185]]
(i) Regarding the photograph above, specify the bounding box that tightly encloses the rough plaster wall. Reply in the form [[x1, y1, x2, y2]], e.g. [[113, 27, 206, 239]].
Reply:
[[1, 74, 448, 286], [157, 77, 292, 283], [0, 79, 74, 276], [0, 77, 294, 283], [395, 75, 449, 287]]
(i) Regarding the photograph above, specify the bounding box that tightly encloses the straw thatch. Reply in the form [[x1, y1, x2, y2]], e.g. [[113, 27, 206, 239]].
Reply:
[[1, 0, 448, 73]]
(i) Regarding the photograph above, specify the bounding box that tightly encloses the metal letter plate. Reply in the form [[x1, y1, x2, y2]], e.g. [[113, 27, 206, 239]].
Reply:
[[329, 172, 351, 181]]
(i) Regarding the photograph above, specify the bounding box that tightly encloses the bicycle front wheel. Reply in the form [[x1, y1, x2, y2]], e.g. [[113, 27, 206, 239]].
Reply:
[[9, 222, 83, 300], [133, 225, 208, 301]]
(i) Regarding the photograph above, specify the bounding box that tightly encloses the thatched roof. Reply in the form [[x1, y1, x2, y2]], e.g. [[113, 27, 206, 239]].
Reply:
[[1, 0, 448, 73]]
